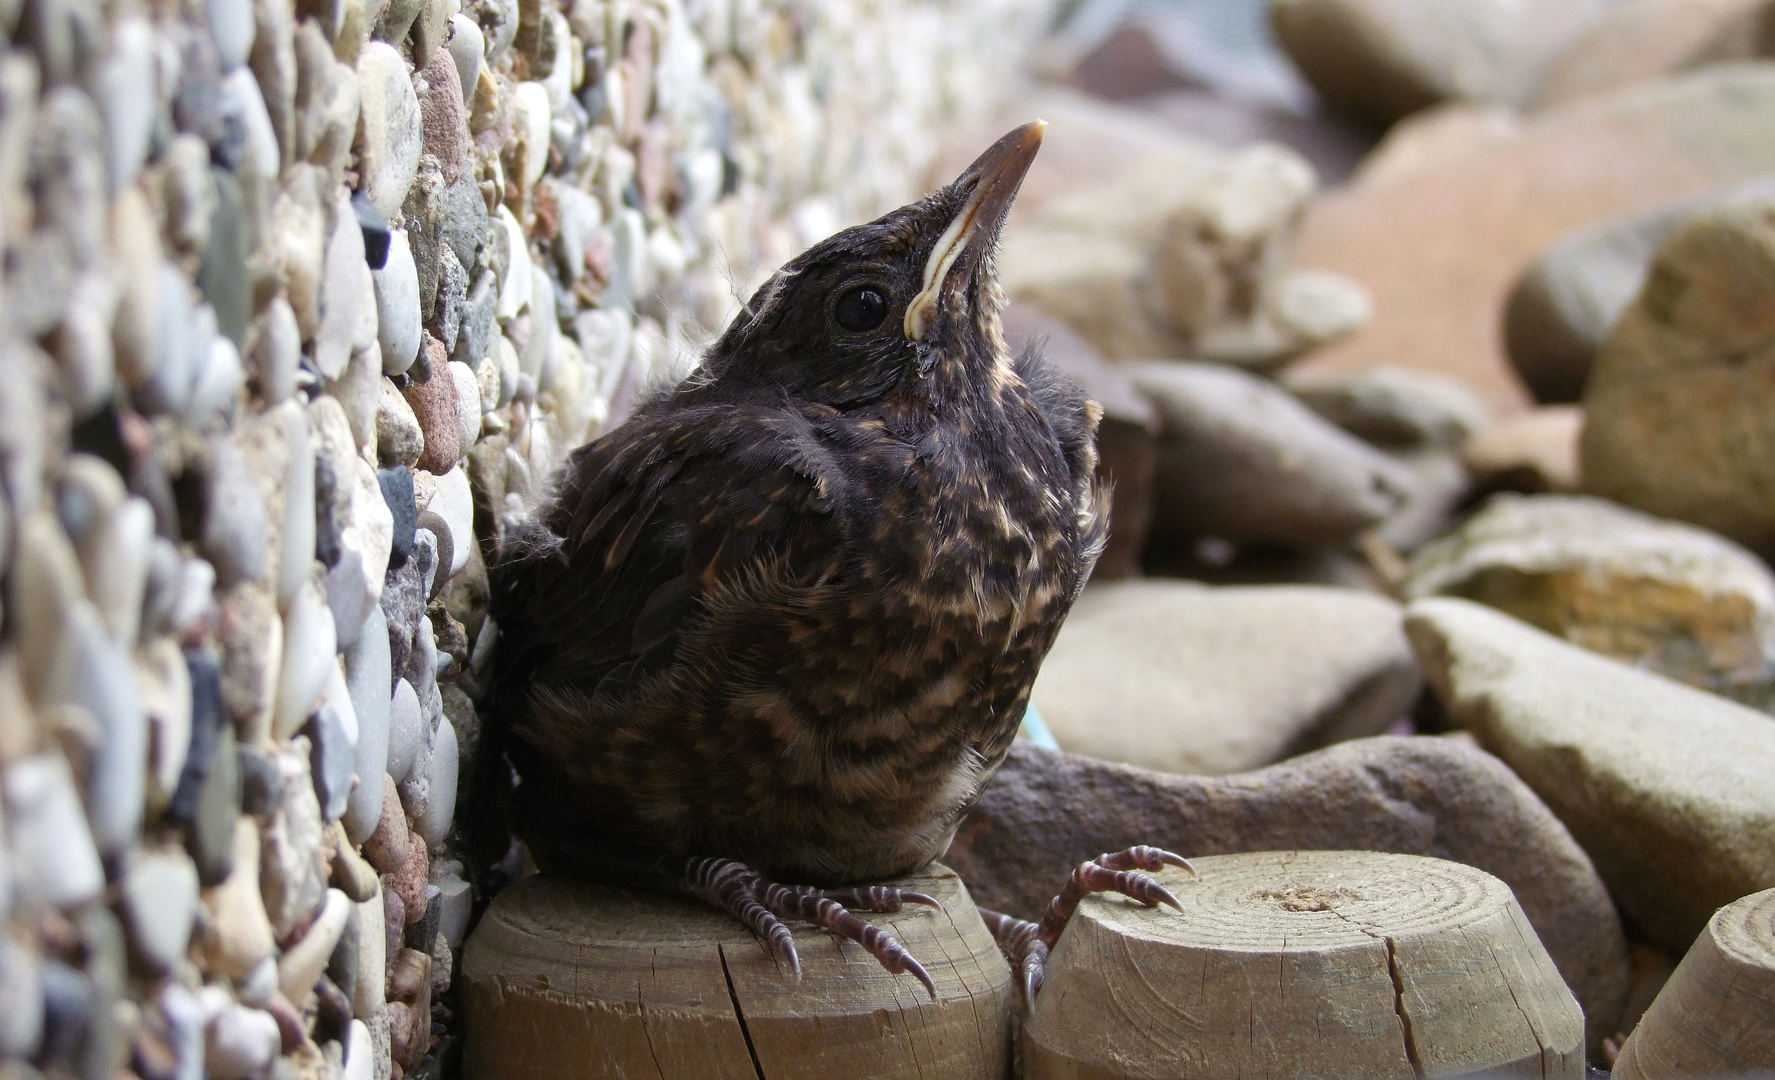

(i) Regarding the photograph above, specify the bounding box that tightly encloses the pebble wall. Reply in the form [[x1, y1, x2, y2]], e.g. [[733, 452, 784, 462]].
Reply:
[[0, 0, 1055, 1076]]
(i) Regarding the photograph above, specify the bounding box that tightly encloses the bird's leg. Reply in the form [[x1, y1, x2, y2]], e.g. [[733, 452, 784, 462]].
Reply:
[[980, 846, 1195, 1001], [680, 857, 941, 999]]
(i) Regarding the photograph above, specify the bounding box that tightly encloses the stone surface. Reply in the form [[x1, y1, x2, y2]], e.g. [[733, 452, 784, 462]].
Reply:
[[386, 680, 424, 786], [344, 606, 393, 844], [376, 378, 424, 468], [1407, 495, 1775, 693], [1504, 179, 1775, 404], [1465, 405, 1584, 495], [1532, 0, 1775, 108], [403, 366, 461, 474], [1288, 366, 1490, 450], [1292, 65, 1775, 407], [206, 1003, 280, 1080], [1130, 360, 1414, 548], [121, 852, 200, 973], [1405, 597, 1775, 951], [200, 818, 275, 980], [428, 464, 473, 576], [415, 710, 456, 847], [273, 582, 337, 741], [1271, 0, 1607, 127], [945, 735, 1630, 1051], [261, 740, 330, 940], [4, 755, 105, 908], [356, 43, 422, 221], [1581, 195, 1775, 550], [1032, 581, 1421, 775], [278, 887, 351, 1007], [374, 229, 422, 376]]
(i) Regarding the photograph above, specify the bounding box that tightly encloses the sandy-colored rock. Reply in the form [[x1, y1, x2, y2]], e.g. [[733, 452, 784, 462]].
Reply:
[[1465, 405, 1583, 494], [1288, 366, 1490, 450], [1532, 0, 1775, 109], [1407, 495, 1775, 692], [944, 736, 1630, 1052], [1405, 597, 1775, 951], [1293, 65, 1775, 407], [1270, 0, 1607, 126], [1581, 195, 1775, 549], [1032, 581, 1420, 775], [1352, 103, 1524, 188]]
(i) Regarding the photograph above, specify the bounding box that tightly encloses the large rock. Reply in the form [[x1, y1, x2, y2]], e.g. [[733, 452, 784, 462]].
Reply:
[[1129, 360, 1413, 548], [1581, 195, 1775, 550], [1031, 581, 1421, 775], [992, 92, 1369, 370], [1531, 0, 1775, 109], [1406, 495, 1775, 693], [945, 736, 1630, 1051], [1288, 366, 1490, 451], [1292, 64, 1775, 407], [1504, 178, 1775, 404], [1405, 597, 1775, 952], [1269, 0, 1607, 127]]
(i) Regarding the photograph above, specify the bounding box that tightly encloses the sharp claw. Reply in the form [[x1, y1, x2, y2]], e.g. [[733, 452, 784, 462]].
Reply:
[[904, 955, 937, 1001], [1160, 852, 1198, 877], [1151, 883, 1185, 913], [901, 891, 941, 910]]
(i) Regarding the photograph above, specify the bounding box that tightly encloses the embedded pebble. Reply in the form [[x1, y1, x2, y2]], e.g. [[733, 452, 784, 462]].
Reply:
[[206, 1003, 280, 1080], [376, 378, 424, 468], [250, 297, 303, 406], [272, 401, 317, 610], [379, 467, 418, 571], [315, 193, 378, 380], [344, 1019, 374, 1080], [260, 740, 329, 940], [200, 818, 275, 980], [343, 606, 393, 844], [4, 754, 104, 907], [381, 545, 427, 683], [362, 776, 410, 874], [273, 582, 337, 742], [386, 831, 430, 925], [416, 711, 456, 848], [496, 205, 534, 321], [448, 359, 483, 449], [374, 229, 422, 375], [189, 724, 242, 886], [431, 863, 471, 950], [201, 433, 271, 587], [278, 887, 351, 1008], [331, 823, 380, 902], [356, 43, 423, 221], [403, 366, 461, 473], [94, 16, 157, 195], [385, 681, 423, 786], [454, 267, 498, 368], [417, 43, 469, 183], [211, 0, 257, 70], [122, 851, 200, 973], [446, 15, 483, 106], [0, 933, 43, 1059], [307, 676, 359, 822], [354, 892, 387, 1020], [324, 436, 396, 648], [428, 465, 473, 576]]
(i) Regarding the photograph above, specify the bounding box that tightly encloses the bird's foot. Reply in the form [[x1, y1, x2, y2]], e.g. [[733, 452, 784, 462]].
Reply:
[[682, 857, 942, 999], [980, 845, 1195, 1002]]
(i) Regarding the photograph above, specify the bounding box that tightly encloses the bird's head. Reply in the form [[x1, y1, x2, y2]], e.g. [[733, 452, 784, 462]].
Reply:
[[703, 121, 1047, 408]]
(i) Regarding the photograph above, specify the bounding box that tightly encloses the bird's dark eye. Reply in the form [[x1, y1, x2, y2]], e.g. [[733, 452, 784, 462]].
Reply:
[[834, 286, 888, 332]]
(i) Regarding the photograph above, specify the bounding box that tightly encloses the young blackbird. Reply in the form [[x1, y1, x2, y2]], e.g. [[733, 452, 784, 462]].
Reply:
[[480, 122, 1191, 997]]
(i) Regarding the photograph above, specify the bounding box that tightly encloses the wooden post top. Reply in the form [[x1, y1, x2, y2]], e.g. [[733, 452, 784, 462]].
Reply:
[[460, 862, 1012, 1080], [1024, 849, 1586, 1080]]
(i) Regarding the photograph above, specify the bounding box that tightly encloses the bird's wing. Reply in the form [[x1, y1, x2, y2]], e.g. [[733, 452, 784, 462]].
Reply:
[[490, 399, 851, 705], [1011, 343, 1110, 585]]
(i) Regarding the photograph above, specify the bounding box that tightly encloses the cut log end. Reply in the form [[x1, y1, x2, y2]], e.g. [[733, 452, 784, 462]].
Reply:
[[1614, 886, 1775, 1079], [1024, 849, 1586, 1080], [459, 862, 1011, 1080]]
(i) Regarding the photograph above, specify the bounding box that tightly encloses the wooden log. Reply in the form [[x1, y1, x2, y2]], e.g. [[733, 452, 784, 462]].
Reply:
[[1023, 850, 1585, 1080], [1613, 887, 1775, 1078], [460, 862, 1012, 1079]]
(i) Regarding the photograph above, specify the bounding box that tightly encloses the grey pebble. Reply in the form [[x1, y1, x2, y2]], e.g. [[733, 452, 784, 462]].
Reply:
[[121, 852, 200, 974], [199, 433, 270, 587], [344, 605, 393, 844], [189, 724, 241, 886], [198, 169, 252, 349], [385, 678, 423, 785], [379, 467, 417, 570], [307, 698, 357, 823], [210, 0, 257, 71], [4, 755, 105, 908], [446, 14, 483, 105], [0, 933, 42, 1059]]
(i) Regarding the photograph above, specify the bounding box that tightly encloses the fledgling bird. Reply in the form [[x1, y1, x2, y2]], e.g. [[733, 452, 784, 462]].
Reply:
[[479, 122, 1190, 996]]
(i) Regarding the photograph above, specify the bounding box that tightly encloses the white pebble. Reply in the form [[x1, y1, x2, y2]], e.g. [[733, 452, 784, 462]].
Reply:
[[375, 229, 422, 376]]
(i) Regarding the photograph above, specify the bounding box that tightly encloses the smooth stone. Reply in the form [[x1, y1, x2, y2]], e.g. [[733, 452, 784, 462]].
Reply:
[[379, 467, 417, 571], [385, 681, 423, 786], [200, 818, 274, 980], [237, 957, 279, 1007], [199, 169, 252, 349], [332, 822, 381, 903], [1582, 194, 1775, 550], [206, 1004, 280, 1080], [438, 169, 488, 282], [324, 439, 396, 647], [1130, 360, 1415, 548], [381, 543, 427, 684], [1504, 179, 1775, 404], [1288, 366, 1490, 450], [946, 736, 1631, 1053], [446, 15, 482, 106], [428, 465, 473, 576], [60, 608, 146, 857], [1293, 65, 1775, 407], [495, 205, 534, 321], [169, 648, 225, 824], [376, 378, 424, 468], [139, 640, 194, 810], [51, 269, 119, 419], [356, 42, 423, 221], [402, 367, 461, 473], [307, 691, 359, 823], [183, 334, 245, 431], [271, 402, 318, 611], [219, 66, 281, 180], [362, 775, 411, 874], [344, 606, 394, 844], [354, 891, 387, 1019], [415, 711, 456, 847], [121, 852, 200, 973], [36, 961, 95, 1075], [154, 981, 208, 1080], [219, 585, 281, 746], [261, 739, 331, 940], [250, 297, 303, 405], [1532, 0, 1773, 108], [509, 81, 550, 195], [1407, 494, 1775, 693], [416, 43, 469, 184], [279, 888, 352, 1008], [1270, 0, 1605, 126], [453, 268, 497, 368], [202, 433, 271, 587], [94, 15, 156, 194], [211, 0, 257, 70], [315, 192, 379, 381], [447, 360, 481, 450], [274, 583, 338, 742], [354, 189, 391, 269], [189, 725, 242, 886], [1465, 405, 1583, 495], [520, 264, 554, 381], [0, 934, 42, 1059], [374, 229, 422, 375], [431, 863, 471, 950], [344, 1019, 373, 1080], [1376, 446, 1472, 554], [238, 742, 283, 819], [110, 186, 163, 393], [1033, 581, 1420, 775], [1406, 597, 1775, 952], [4, 754, 105, 908]]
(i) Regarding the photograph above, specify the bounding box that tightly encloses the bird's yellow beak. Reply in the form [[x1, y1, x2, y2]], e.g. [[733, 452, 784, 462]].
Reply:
[[904, 120, 1046, 343]]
